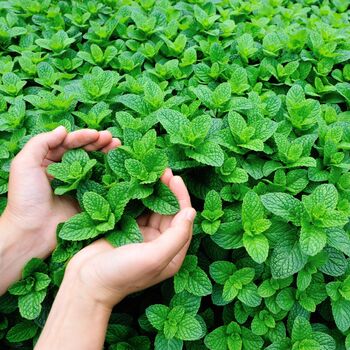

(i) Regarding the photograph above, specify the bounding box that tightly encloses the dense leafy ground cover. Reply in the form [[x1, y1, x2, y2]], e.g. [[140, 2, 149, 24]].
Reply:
[[0, 0, 350, 348]]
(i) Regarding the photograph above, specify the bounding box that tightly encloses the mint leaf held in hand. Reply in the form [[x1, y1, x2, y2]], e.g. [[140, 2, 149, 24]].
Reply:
[[142, 182, 180, 215], [47, 149, 97, 195]]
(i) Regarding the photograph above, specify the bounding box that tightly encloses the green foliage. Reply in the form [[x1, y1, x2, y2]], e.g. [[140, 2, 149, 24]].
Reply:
[[1, 0, 350, 348], [48, 149, 97, 195], [8, 259, 50, 320]]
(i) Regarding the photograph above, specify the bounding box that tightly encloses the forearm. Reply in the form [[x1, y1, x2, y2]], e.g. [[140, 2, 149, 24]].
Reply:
[[0, 217, 36, 295], [35, 273, 112, 350], [0, 210, 57, 295]]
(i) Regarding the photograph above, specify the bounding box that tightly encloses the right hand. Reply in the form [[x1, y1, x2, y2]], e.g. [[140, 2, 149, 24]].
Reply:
[[64, 169, 196, 309]]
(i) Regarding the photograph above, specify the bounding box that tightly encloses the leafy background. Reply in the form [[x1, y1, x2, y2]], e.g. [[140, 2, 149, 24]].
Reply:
[[0, 0, 350, 348]]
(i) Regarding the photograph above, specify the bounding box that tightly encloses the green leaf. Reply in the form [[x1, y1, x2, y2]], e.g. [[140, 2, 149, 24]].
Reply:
[[144, 80, 164, 108], [336, 82, 350, 102], [142, 182, 180, 215], [261, 193, 304, 225], [106, 216, 143, 247], [242, 191, 264, 225], [212, 82, 231, 107], [331, 299, 350, 332], [107, 182, 130, 221], [107, 148, 129, 179], [243, 234, 269, 263], [22, 258, 47, 277], [309, 184, 338, 210], [186, 141, 224, 167], [222, 278, 239, 302], [59, 212, 99, 241], [18, 290, 46, 320], [205, 325, 230, 350], [286, 85, 305, 107], [291, 316, 312, 342], [176, 314, 203, 340], [241, 327, 264, 350], [170, 292, 201, 316], [313, 332, 336, 350], [251, 315, 268, 336], [156, 108, 189, 135], [175, 256, 212, 297], [271, 237, 307, 279], [117, 94, 150, 115], [191, 85, 214, 109], [276, 288, 295, 311], [146, 304, 169, 331], [238, 284, 262, 307], [320, 247, 347, 277], [209, 261, 236, 285], [83, 191, 111, 221], [300, 223, 327, 256], [155, 333, 183, 350], [6, 321, 38, 343], [186, 268, 212, 297]]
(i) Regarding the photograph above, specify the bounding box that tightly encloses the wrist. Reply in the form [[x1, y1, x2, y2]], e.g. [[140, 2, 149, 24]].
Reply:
[[60, 272, 114, 315], [61, 269, 115, 314], [1, 208, 55, 259], [35, 271, 112, 350], [64, 258, 125, 310], [0, 216, 32, 294]]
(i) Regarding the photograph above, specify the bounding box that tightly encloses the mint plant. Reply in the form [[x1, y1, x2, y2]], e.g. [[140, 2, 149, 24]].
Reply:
[[47, 149, 97, 195], [1, 0, 350, 348], [8, 259, 50, 320], [146, 303, 204, 349]]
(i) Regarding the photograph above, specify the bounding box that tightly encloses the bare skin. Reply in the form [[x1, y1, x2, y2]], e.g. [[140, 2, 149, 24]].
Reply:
[[35, 169, 196, 350], [0, 127, 196, 350], [0, 126, 120, 295]]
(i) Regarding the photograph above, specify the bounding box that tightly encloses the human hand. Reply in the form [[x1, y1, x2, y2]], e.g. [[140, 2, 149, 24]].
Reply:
[[64, 169, 196, 309], [1, 126, 120, 259]]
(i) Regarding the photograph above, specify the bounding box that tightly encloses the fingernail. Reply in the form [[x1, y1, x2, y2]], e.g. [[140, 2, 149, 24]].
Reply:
[[54, 125, 66, 133], [185, 208, 196, 222]]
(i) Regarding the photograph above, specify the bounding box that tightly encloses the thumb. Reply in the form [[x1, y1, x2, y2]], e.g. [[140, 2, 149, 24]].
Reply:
[[147, 207, 196, 267], [15, 126, 67, 168]]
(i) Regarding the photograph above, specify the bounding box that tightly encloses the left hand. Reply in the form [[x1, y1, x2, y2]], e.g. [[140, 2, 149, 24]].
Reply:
[[1, 126, 120, 260]]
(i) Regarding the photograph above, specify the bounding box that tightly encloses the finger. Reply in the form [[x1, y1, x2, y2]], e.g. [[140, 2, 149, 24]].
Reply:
[[145, 207, 196, 268], [140, 226, 161, 242], [147, 170, 181, 231], [14, 126, 67, 168], [158, 239, 192, 280], [159, 216, 173, 233], [62, 129, 100, 148], [83, 130, 112, 151], [137, 213, 150, 226], [47, 129, 100, 161], [160, 168, 173, 187], [149, 174, 191, 231], [146, 168, 173, 229], [147, 212, 163, 230], [101, 138, 121, 153], [169, 176, 192, 209]]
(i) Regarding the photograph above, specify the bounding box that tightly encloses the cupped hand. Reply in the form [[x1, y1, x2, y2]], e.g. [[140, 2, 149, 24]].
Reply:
[[2, 126, 120, 258], [65, 169, 196, 309]]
